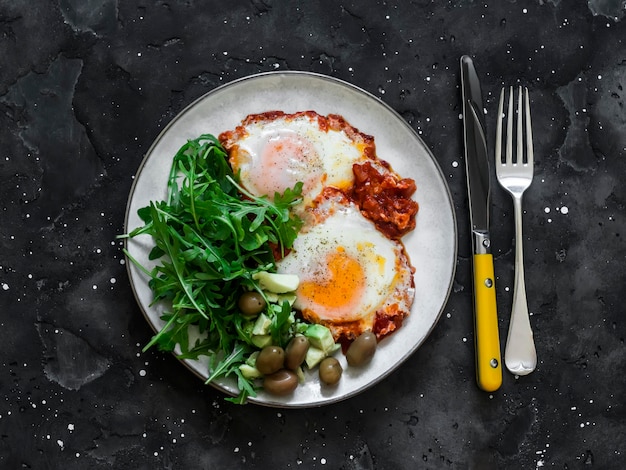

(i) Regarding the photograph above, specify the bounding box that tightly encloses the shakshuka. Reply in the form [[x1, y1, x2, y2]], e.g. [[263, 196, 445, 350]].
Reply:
[[219, 110, 419, 343]]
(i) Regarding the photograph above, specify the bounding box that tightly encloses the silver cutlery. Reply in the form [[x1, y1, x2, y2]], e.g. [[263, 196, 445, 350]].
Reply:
[[495, 86, 537, 376]]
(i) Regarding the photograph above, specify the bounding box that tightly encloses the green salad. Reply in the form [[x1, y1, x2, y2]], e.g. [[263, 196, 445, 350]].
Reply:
[[121, 134, 339, 404]]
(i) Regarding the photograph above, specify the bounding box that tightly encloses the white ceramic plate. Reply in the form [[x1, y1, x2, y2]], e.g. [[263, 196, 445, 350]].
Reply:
[[124, 71, 457, 407]]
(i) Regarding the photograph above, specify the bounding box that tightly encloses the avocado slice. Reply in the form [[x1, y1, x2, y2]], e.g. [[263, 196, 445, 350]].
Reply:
[[252, 271, 299, 294], [304, 324, 335, 353]]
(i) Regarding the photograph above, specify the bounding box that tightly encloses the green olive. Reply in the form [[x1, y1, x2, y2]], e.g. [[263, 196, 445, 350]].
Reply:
[[238, 291, 266, 316], [263, 369, 298, 396], [346, 331, 377, 366], [255, 345, 285, 375], [284, 336, 310, 370], [319, 357, 343, 385]]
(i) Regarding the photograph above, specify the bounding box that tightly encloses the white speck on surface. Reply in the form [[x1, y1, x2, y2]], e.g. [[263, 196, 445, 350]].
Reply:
[[1, 283, 8, 290], [560, 206, 569, 214], [139, 369, 146, 377], [452, 161, 459, 168], [544, 207, 550, 213], [57, 439, 64, 450], [68, 423, 74, 432]]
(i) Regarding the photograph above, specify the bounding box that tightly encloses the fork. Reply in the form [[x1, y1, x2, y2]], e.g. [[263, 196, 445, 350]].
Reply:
[[495, 86, 537, 376]]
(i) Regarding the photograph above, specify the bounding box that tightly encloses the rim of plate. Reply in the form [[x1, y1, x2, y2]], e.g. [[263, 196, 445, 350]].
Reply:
[[123, 70, 458, 407]]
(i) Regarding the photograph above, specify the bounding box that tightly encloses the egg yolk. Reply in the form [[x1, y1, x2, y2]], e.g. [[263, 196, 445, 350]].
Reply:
[[253, 130, 323, 198], [298, 247, 366, 315]]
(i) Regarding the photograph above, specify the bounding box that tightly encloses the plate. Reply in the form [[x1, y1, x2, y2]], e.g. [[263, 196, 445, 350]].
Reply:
[[124, 71, 457, 407]]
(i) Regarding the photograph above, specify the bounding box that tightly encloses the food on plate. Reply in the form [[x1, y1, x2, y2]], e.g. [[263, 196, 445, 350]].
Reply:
[[262, 369, 299, 396], [346, 331, 378, 367], [219, 111, 375, 208], [351, 160, 418, 240], [255, 345, 286, 375], [276, 188, 415, 343], [238, 291, 267, 316], [221, 110, 418, 346], [122, 135, 306, 404], [284, 335, 310, 371], [318, 357, 343, 386], [123, 110, 419, 403]]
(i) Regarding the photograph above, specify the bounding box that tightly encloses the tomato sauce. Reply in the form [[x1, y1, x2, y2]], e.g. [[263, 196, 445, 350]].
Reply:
[[350, 161, 419, 240]]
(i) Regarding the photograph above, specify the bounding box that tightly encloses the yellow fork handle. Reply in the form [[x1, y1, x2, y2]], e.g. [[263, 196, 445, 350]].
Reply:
[[473, 253, 503, 392]]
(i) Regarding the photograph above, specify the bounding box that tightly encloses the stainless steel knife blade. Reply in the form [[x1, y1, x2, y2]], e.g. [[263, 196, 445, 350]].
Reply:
[[461, 56, 490, 240]]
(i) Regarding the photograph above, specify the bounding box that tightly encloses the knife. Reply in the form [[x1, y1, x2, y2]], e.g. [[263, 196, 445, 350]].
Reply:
[[460, 55, 502, 392]]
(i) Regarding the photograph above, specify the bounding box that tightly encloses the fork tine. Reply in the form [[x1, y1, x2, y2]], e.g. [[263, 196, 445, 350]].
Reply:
[[506, 86, 514, 165], [495, 88, 505, 164], [516, 87, 523, 164], [524, 87, 534, 167]]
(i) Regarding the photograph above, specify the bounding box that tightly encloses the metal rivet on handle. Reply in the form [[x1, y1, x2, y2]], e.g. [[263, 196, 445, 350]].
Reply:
[[490, 358, 499, 368], [484, 278, 493, 288]]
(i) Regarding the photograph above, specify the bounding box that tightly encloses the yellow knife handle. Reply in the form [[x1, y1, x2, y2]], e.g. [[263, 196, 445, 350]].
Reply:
[[473, 253, 502, 392]]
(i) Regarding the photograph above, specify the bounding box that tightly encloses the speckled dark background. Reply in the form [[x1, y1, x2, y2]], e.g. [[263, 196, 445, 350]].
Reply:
[[1, 0, 625, 468]]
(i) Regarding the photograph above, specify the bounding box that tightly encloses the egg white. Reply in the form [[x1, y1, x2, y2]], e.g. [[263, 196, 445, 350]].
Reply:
[[226, 113, 368, 206], [276, 192, 414, 340]]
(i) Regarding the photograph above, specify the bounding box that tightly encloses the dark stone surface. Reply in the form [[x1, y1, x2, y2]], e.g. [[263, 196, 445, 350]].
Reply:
[[1, 1, 625, 468]]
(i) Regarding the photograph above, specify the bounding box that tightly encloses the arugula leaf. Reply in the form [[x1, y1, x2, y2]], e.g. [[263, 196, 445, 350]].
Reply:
[[227, 368, 258, 404], [270, 301, 293, 348], [205, 342, 249, 384]]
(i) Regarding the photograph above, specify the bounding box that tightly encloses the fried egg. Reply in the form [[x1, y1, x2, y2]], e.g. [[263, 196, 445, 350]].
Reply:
[[219, 111, 375, 207], [276, 189, 415, 341]]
